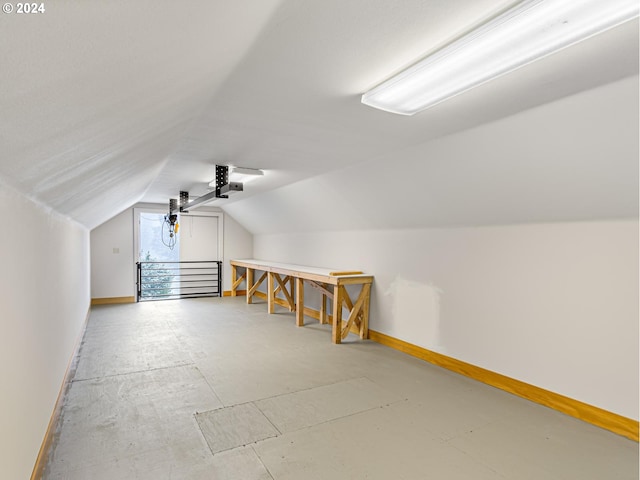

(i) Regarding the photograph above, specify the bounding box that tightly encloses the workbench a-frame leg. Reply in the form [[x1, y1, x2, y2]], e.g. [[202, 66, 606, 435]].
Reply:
[[359, 283, 371, 339], [332, 284, 344, 344], [246, 268, 254, 304], [296, 277, 304, 326], [267, 272, 275, 314]]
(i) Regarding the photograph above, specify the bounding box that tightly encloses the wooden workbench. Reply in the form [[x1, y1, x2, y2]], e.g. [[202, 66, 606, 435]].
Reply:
[[230, 259, 373, 344]]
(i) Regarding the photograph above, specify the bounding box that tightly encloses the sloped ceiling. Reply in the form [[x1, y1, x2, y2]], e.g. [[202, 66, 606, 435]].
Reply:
[[224, 75, 639, 234], [0, 0, 283, 228], [0, 0, 638, 230]]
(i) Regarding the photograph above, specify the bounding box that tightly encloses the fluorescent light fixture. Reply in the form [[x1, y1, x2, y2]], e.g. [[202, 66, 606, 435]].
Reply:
[[361, 0, 639, 115]]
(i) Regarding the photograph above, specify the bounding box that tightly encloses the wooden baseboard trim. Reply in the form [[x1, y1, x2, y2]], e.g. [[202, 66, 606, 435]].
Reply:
[[368, 330, 638, 441], [91, 296, 135, 305], [253, 291, 291, 309], [223, 290, 247, 297], [302, 307, 324, 322], [31, 306, 91, 479], [233, 294, 637, 439]]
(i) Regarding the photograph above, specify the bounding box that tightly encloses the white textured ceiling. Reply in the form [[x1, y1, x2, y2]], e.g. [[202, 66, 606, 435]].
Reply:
[[0, 0, 638, 229]]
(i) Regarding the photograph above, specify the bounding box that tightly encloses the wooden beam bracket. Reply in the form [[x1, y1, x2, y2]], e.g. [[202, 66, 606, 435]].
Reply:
[[231, 272, 246, 290], [248, 272, 268, 297], [341, 284, 369, 340], [273, 273, 296, 311], [307, 280, 334, 299]]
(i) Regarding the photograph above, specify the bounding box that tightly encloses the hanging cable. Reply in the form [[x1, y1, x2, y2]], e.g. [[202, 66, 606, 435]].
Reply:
[[162, 199, 180, 250], [161, 214, 179, 249]]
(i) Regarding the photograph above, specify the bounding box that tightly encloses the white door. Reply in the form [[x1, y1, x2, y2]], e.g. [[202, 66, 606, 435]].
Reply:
[[179, 214, 219, 261], [178, 214, 221, 297]]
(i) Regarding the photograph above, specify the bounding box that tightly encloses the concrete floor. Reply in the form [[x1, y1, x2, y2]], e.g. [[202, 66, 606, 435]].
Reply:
[[44, 297, 638, 479]]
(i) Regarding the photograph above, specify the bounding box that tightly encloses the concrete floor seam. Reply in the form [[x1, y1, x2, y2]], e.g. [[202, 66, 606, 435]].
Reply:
[[196, 428, 280, 458], [252, 402, 284, 436], [446, 441, 508, 479], [71, 362, 196, 383], [193, 398, 403, 457], [216, 375, 375, 406], [252, 445, 277, 480], [194, 365, 225, 408], [194, 412, 218, 459], [275, 399, 409, 435]]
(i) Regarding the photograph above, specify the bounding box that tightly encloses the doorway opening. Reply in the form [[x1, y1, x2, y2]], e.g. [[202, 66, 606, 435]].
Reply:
[[134, 208, 224, 301]]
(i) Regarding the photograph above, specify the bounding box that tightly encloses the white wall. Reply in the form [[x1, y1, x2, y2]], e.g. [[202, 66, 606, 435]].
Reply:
[[90, 204, 253, 298], [223, 212, 254, 289], [254, 220, 638, 420], [91, 208, 135, 298], [0, 180, 90, 479]]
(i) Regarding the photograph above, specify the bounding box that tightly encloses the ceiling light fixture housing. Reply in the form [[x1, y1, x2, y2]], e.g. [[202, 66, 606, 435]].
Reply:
[[361, 0, 639, 115], [229, 167, 264, 184]]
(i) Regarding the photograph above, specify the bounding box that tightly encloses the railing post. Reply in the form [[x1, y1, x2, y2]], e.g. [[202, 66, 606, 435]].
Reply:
[[136, 262, 141, 302]]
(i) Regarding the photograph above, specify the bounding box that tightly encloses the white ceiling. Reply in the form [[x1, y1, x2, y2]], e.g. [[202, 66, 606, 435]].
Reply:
[[0, 0, 637, 229], [225, 74, 639, 234]]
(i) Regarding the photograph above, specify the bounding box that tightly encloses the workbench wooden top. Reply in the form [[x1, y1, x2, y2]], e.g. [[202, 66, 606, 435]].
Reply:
[[230, 259, 373, 285]]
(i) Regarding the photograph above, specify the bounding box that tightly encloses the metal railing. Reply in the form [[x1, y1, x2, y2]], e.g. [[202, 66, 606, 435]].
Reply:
[[136, 261, 222, 301]]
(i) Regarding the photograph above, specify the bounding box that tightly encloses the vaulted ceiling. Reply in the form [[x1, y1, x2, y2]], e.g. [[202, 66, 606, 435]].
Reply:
[[1, 0, 638, 230]]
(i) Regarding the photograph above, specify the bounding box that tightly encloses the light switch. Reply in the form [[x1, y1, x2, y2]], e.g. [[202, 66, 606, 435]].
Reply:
[[113, 247, 120, 254]]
